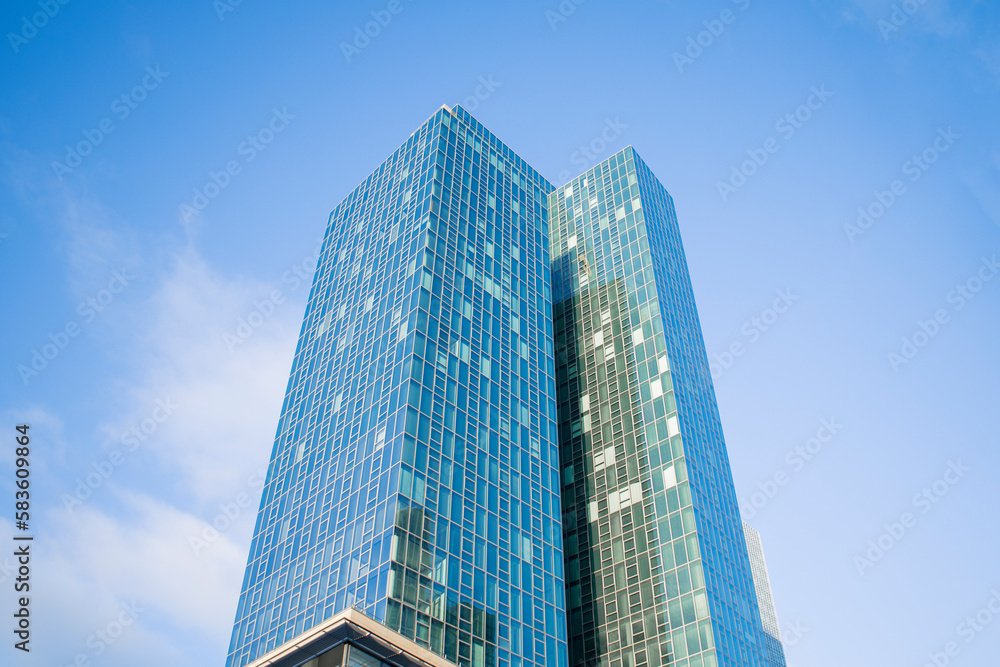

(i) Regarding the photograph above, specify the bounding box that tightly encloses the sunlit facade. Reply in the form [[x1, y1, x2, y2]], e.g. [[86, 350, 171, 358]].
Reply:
[[228, 105, 566, 667], [229, 109, 775, 667]]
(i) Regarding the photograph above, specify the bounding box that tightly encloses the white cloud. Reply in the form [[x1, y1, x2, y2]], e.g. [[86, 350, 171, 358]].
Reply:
[[0, 406, 67, 469], [51, 490, 248, 634], [0, 485, 251, 667], [2, 240, 307, 665], [2, 124, 311, 666], [95, 245, 301, 510], [0, 144, 143, 301], [2, 208, 308, 664]]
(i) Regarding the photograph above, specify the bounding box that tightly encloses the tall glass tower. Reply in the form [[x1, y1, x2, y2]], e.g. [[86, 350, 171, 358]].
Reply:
[[549, 147, 770, 667], [227, 105, 567, 667], [743, 522, 786, 667]]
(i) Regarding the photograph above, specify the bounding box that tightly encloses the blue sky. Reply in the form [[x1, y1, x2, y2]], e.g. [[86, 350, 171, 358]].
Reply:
[[1, 1, 998, 665]]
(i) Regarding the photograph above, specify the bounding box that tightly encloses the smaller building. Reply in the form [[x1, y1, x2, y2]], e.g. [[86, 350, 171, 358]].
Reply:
[[244, 607, 457, 667], [742, 522, 787, 667]]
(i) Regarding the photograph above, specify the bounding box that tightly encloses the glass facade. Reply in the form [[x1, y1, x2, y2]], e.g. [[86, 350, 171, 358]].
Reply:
[[742, 522, 786, 667], [228, 105, 567, 667], [549, 148, 770, 667], [230, 109, 778, 667]]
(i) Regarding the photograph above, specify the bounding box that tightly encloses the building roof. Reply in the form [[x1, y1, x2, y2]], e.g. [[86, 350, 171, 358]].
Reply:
[[244, 607, 456, 667]]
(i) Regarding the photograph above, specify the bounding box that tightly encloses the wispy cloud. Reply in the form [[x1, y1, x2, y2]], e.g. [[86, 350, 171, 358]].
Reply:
[[102, 245, 300, 507], [844, 0, 968, 40], [0, 153, 307, 662]]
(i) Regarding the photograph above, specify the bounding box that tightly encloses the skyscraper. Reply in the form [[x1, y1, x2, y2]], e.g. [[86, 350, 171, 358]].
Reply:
[[549, 147, 770, 667], [227, 105, 566, 667], [742, 522, 787, 667], [228, 108, 776, 667]]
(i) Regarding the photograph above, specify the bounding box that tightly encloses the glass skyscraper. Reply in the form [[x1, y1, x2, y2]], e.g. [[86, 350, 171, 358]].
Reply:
[[549, 148, 770, 667], [229, 108, 776, 667], [228, 105, 566, 667], [742, 522, 786, 667]]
